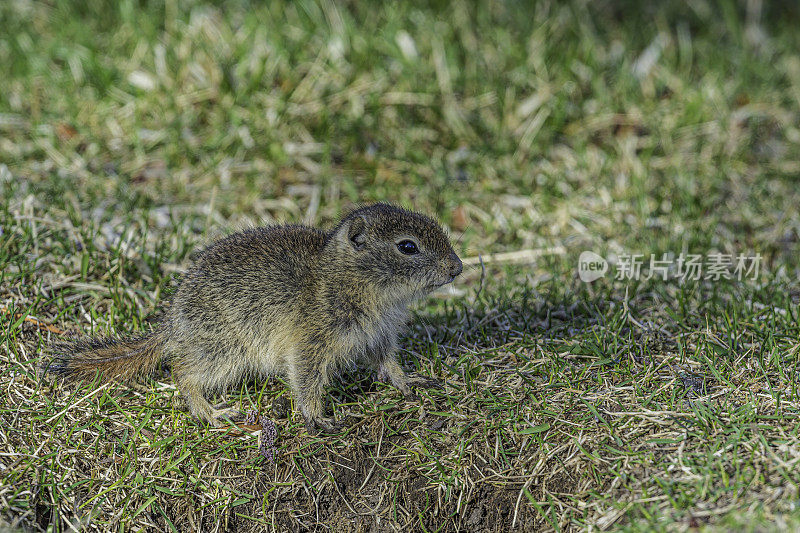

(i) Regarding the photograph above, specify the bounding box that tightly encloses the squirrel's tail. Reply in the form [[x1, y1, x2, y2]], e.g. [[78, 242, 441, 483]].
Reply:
[[43, 332, 165, 383]]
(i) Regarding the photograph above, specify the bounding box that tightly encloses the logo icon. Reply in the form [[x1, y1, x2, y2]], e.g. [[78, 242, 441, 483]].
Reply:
[[578, 251, 608, 282]]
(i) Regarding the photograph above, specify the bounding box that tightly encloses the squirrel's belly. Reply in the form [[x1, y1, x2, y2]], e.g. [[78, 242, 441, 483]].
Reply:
[[241, 320, 298, 376]]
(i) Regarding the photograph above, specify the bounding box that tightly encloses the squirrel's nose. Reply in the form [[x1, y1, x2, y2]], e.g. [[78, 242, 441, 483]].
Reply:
[[448, 253, 463, 278]]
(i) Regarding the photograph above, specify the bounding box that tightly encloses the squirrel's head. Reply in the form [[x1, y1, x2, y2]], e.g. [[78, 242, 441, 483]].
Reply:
[[326, 204, 462, 298]]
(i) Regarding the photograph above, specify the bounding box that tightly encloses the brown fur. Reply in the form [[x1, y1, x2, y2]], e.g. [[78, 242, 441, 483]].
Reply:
[[45, 204, 462, 432], [47, 334, 164, 382]]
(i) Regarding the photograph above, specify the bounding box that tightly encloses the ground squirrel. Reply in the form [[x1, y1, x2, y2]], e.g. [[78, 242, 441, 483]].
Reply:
[[45, 204, 463, 433]]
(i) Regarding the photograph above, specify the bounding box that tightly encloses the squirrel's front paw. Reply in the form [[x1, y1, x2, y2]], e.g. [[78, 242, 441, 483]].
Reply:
[[305, 416, 343, 435]]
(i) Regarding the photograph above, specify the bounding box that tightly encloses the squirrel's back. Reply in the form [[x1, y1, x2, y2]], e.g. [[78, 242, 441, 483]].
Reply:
[[177, 225, 327, 311]]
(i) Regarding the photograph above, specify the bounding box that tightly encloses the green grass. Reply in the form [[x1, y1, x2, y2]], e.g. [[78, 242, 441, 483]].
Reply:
[[2, 0, 800, 531]]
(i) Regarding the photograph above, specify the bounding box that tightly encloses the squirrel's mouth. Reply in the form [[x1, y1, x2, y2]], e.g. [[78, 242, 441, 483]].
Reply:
[[428, 275, 457, 290]]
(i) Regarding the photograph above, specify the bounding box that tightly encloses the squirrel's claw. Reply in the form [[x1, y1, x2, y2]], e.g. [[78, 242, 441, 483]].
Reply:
[[305, 416, 343, 435], [210, 406, 244, 427]]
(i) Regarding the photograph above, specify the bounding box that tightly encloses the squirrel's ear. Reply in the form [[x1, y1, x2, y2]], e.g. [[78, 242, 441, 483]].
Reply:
[[346, 215, 367, 250]]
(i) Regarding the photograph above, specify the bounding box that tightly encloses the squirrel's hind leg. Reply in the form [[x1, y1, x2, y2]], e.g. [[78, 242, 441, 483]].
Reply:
[[174, 374, 243, 427]]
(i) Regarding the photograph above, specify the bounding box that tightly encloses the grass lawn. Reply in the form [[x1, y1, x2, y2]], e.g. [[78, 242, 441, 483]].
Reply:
[[2, 0, 800, 531]]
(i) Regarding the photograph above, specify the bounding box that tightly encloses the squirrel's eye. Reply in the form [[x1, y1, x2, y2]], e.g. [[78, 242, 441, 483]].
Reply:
[[397, 240, 419, 255]]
